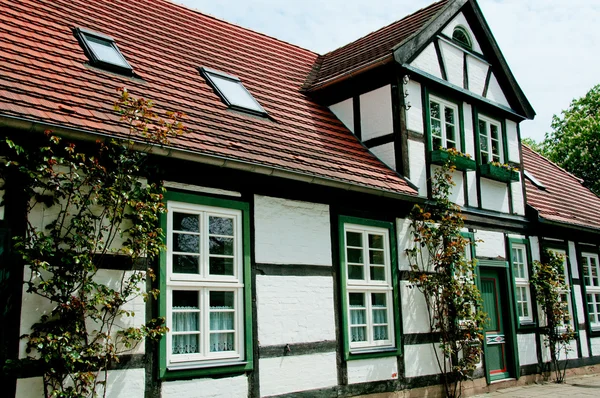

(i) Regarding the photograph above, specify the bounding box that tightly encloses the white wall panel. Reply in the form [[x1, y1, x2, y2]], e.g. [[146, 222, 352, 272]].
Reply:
[[329, 98, 354, 133], [480, 179, 510, 213], [256, 275, 335, 345], [404, 344, 444, 377], [347, 356, 399, 384], [406, 80, 423, 134], [511, 180, 525, 216], [400, 281, 430, 334], [254, 195, 331, 266], [410, 43, 443, 79], [439, 40, 464, 87], [408, 140, 427, 196], [466, 56, 488, 96], [485, 73, 511, 108], [506, 119, 520, 163], [259, 353, 337, 396], [466, 171, 478, 207], [462, 103, 475, 156], [371, 142, 396, 170], [517, 333, 538, 365], [162, 374, 248, 398], [360, 85, 393, 141], [475, 230, 506, 258], [569, 241, 580, 279]]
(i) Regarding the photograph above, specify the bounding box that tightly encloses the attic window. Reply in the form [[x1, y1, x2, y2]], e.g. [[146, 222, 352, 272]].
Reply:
[[74, 27, 133, 75], [452, 26, 472, 49], [524, 169, 546, 190], [199, 67, 267, 116]]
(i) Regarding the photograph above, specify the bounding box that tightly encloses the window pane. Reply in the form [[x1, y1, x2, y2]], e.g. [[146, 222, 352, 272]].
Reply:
[[210, 333, 234, 352], [351, 326, 367, 342], [349, 292, 365, 307], [173, 312, 199, 332], [491, 124, 499, 140], [373, 309, 387, 324], [173, 290, 199, 309], [369, 250, 384, 265], [210, 291, 234, 308], [431, 119, 442, 138], [347, 231, 362, 247], [173, 213, 200, 232], [85, 34, 130, 68], [370, 266, 385, 281], [444, 106, 455, 125], [433, 136, 442, 150], [173, 254, 200, 274], [348, 265, 364, 279], [172, 334, 199, 354], [478, 120, 487, 135], [209, 216, 233, 236], [372, 293, 386, 307], [209, 237, 234, 255], [209, 74, 264, 112], [480, 136, 488, 153], [174, 233, 200, 253], [347, 248, 363, 263], [210, 312, 234, 331], [373, 325, 388, 340], [209, 257, 234, 276], [368, 234, 383, 249], [430, 101, 440, 119]]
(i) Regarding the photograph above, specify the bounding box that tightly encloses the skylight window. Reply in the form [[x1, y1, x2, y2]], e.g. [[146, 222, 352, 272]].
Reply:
[[524, 169, 546, 190], [199, 67, 267, 116], [74, 27, 133, 75]]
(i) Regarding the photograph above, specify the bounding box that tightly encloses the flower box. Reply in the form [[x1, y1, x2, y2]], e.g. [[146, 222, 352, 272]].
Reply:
[[429, 150, 476, 171], [479, 163, 520, 183]]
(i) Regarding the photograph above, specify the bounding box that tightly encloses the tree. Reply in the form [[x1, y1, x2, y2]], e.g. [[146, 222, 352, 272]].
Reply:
[[406, 162, 486, 398], [2, 88, 184, 397], [530, 251, 576, 384], [542, 84, 600, 195], [522, 137, 545, 154]]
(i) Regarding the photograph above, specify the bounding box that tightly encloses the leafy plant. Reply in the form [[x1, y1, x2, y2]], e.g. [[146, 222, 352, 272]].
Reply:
[[438, 147, 473, 159], [406, 161, 486, 398], [530, 251, 576, 383], [1, 88, 184, 397]]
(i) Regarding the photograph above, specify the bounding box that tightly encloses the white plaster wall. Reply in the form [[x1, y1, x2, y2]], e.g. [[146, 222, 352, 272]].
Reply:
[[480, 179, 510, 213], [329, 98, 354, 133], [475, 230, 505, 259], [466, 56, 488, 96], [517, 333, 538, 365], [592, 337, 600, 356], [441, 12, 483, 53], [254, 195, 331, 266], [449, 169, 465, 206], [511, 180, 525, 216], [568, 241, 580, 279], [530, 236, 541, 262], [466, 171, 478, 207], [17, 370, 146, 398], [404, 343, 444, 377], [397, 218, 413, 271], [400, 281, 430, 334], [360, 85, 393, 141], [573, 284, 586, 326], [462, 103, 475, 157], [259, 353, 337, 396], [485, 73, 511, 108], [439, 40, 464, 88], [506, 120, 520, 163], [406, 80, 423, 134], [162, 374, 248, 398], [408, 140, 427, 197], [370, 142, 396, 170], [347, 356, 399, 384], [410, 43, 442, 79], [581, 329, 590, 358], [256, 275, 335, 345]]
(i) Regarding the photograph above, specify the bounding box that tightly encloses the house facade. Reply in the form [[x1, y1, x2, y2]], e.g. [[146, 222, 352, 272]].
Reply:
[[0, 0, 599, 397]]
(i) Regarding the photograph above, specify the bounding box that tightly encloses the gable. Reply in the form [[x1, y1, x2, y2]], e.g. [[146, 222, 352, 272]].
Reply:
[[395, 0, 534, 119]]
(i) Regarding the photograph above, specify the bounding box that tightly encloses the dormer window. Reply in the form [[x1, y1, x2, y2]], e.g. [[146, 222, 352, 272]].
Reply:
[[452, 26, 472, 50], [73, 28, 133, 75], [199, 67, 267, 117]]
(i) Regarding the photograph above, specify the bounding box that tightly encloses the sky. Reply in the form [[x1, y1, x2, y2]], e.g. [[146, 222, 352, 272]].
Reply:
[[176, 0, 600, 142]]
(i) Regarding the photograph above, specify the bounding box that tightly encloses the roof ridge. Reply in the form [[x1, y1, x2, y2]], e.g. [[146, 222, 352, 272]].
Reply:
[[319, 0, 448, 58], [164, 0, 320, 57], [522, 143, 586, 186]]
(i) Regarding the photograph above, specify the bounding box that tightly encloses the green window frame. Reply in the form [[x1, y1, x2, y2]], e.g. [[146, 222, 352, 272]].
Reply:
[[429, 95, 461, 152], [477, 115, 504, 164], [159, 191, 252, 379], [339, 216, 401, 360], [581, 252, 600, 331], [452, 26, 472, 50], [508, 238, 535, 327]]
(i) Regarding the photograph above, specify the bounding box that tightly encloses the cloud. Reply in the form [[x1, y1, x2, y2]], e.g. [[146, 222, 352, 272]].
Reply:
[[177, 0, 600, 141]]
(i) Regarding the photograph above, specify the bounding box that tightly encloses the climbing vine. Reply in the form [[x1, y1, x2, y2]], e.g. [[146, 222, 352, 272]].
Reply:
[[530, 251, 576, 383], [2, 88, 185, 397], [406, 162, 486, 398]]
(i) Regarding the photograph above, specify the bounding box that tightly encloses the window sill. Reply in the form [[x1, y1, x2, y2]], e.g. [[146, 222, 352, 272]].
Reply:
[[162, 360, 252, 380], [347, 346, 400, 361], [429, 149, 476, 171], [480, 163, 520, 183]]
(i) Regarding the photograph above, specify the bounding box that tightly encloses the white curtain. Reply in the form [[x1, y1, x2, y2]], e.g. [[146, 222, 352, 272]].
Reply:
[[172, 310, 199, 354], [350, 309, 366, 342], [210, 310, 234, 352]]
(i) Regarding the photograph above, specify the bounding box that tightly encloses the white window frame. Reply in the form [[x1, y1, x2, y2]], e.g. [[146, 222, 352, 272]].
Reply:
[[512, 244, 533, 324], [344, 223, 395, 352], [478, 115, 503, 164], [582, 252, 600, 330], [166, 201, 245, 370], [429, 96, 460, 151]]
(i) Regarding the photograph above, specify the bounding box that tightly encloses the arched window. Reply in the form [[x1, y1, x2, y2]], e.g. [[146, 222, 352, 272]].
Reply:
[[452, 26, 472, 49]]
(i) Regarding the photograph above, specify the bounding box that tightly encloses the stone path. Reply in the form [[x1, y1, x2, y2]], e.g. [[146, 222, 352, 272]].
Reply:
[[471, 373, 600, 397]]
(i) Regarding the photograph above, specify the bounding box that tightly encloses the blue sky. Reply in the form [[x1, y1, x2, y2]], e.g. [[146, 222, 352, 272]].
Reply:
[[176, 0, 600, 142]]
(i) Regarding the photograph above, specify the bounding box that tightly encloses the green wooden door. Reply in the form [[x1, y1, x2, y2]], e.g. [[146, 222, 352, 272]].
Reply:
[[481, 268, 511, 381]]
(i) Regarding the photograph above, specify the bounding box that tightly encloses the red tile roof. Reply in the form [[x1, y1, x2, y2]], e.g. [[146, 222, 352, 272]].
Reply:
[[304, 0, 448, 90], [522, 145, 600, 231], [0, 0, 417, 197]]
